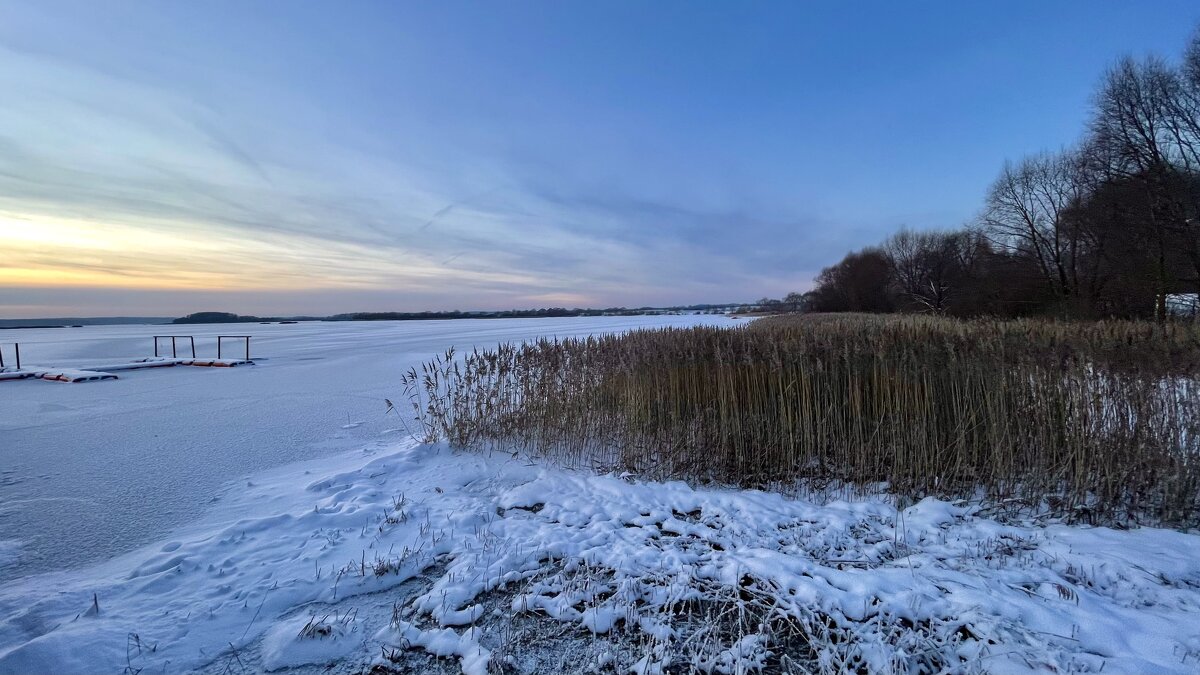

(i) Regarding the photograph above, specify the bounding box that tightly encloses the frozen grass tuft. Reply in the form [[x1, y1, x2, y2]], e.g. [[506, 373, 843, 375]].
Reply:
[[367, 471, 1200, 675]]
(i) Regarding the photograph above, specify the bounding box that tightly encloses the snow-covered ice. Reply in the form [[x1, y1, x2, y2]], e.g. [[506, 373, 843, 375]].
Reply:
[[3, 316, 1200, 674], [0, 316, 726, 582]]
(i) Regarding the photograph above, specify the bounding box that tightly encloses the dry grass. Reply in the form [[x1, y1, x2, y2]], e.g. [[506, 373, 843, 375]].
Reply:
[[401, 314, 1200, 526]]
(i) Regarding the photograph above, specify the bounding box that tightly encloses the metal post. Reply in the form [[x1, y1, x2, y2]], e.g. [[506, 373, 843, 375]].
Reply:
[[189, 336, 196, 358], [171, 336, 177, 358], [217, 336, 251, 361], [14, 343, 20, 370]]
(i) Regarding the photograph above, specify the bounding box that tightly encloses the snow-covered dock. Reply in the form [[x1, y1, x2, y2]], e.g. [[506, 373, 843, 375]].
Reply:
[[91, 356, 254, 369], [181, 358, 253, 367], [0, 357, 254, 384], [38, 368, 119, 383], [1, 366, 120, 383], [0, 337, 255, 384], [0, 368, 35, 381]]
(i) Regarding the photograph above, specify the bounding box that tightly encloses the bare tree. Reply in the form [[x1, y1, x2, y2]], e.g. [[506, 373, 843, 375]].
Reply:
[[884, 229, 968, 314], [983, 149, 1089, 311], [1091, 54, 1200, 319], [1172, 30, 1200, 308], [1091, 56, 1179, 175], [799, 25, 1200, 321]]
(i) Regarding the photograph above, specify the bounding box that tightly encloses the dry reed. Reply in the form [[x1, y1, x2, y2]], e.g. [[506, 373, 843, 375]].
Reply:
[[401, 314, 1200, 526]]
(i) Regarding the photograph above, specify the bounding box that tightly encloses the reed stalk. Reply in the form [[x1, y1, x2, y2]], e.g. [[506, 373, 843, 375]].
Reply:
[[401, 314, 1200, 526]]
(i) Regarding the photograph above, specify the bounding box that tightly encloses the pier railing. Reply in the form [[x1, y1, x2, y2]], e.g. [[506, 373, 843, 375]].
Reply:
[[153, 336, 197, 359]]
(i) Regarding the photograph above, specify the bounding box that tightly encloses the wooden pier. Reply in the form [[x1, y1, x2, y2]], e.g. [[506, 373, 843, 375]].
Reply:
[[0, 336, 254, 384]]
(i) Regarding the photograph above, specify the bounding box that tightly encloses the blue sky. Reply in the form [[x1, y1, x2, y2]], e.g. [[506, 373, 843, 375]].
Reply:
[[2, 1, 1199, 317]]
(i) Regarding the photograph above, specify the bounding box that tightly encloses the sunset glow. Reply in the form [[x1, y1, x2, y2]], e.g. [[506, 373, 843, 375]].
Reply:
[[1, 2, 1196, 318]]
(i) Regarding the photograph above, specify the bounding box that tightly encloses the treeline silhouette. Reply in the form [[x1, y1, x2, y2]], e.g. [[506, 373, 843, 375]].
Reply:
[[172, 305, 742, 324], [806, 27, 1200, 320], [325, 307, 708, 321]]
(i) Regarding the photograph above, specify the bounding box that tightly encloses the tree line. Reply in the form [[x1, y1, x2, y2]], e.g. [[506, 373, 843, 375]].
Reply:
[[803, 27, 1200, 321], [172, 304, 747, 324]]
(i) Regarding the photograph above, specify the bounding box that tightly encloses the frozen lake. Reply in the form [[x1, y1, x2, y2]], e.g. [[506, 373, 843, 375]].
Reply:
[[4, 315, 1200, 675], [0, 315, 728, 582]]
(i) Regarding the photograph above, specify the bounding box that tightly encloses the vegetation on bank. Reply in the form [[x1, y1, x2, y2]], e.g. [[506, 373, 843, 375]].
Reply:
[[785, 28, 1200, 321], [403, 314, 1200, 526], [326, 304, 737, 321]]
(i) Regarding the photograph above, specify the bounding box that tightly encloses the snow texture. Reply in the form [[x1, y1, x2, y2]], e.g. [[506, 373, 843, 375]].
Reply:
[[36, 368, 118, 383], [0, 316, 725, 582], [1, 440, 1199, 674], [3, 316, 1200, 674]]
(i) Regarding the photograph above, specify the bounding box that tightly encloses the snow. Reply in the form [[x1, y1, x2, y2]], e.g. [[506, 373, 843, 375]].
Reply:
[[386, 620, 491, 675], [259, 610, 365, 670], [1167, 293, 1199, 317], [3, 316, 1200, 674], [0, 315, 725, 582], [1, 439, 1199, 674], [36, 368, 118, 383]]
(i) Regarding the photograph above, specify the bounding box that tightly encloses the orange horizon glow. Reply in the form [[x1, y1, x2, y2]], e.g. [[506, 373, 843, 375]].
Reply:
[[0, 211, 545, 295], [1, 213, 255, 289]]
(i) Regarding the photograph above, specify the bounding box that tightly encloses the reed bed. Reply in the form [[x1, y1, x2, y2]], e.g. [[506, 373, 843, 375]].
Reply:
[[401, 315, 1200, 526]]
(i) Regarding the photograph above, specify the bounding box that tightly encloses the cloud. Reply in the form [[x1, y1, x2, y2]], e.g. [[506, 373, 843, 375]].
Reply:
[[0, 40, 825, 318]]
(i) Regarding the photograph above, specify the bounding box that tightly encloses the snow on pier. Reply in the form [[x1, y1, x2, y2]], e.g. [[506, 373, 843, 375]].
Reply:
[[0, 368, 35, 382], [37, 368, 119, 383], [0, 337, 254, 384]]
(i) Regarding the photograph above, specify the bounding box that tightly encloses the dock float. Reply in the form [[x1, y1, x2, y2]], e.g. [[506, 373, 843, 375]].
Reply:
[[0, 368, 35, 382], [0, 336, 255, 383], [39, 369, 119, 383]]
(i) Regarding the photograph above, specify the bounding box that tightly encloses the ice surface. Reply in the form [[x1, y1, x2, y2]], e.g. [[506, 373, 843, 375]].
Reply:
[[4, 315, 1200, 674], [0, 316, 726, 582]]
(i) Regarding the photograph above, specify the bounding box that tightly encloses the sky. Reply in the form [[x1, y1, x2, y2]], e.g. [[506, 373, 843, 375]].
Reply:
[[2, 1, 1199, 318]]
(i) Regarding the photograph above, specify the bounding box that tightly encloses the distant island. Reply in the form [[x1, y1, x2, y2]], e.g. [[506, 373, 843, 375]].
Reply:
[[0, 316, 173, 329], [172, 311, 307, 324], [4, 303, 777, 330], [171, 304, 748, 324]]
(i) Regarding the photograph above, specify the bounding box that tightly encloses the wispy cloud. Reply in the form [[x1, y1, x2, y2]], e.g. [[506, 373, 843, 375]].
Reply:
[[4, 0, 1197, 319], [0, 36, 823, 318]]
